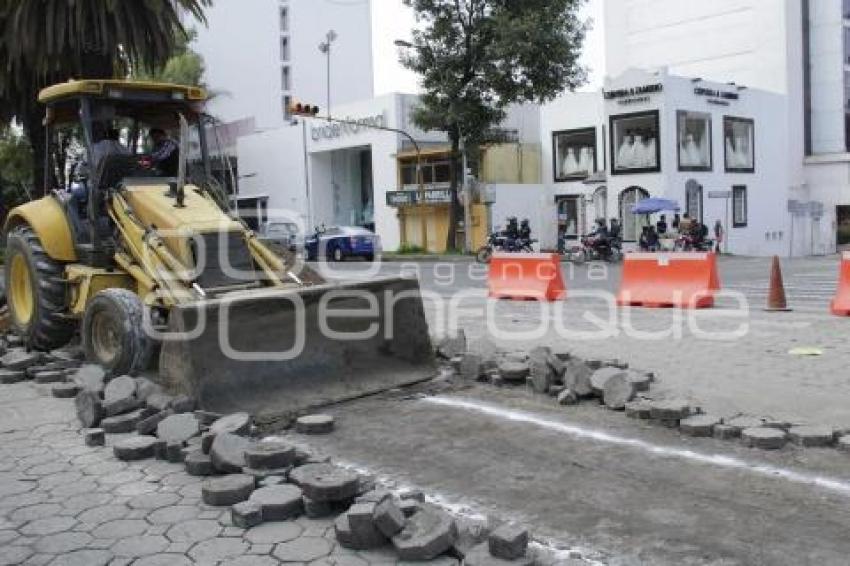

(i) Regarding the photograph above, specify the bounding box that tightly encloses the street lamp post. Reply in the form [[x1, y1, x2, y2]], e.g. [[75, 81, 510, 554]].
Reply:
[[318, 30, 338, 118]]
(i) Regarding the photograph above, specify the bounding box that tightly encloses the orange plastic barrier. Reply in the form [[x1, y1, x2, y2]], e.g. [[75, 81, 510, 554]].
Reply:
[[708, 252, 721, 291], [617, 252, 720, 309], [488, 253, 567, 301], [831, 252, 850, 316]]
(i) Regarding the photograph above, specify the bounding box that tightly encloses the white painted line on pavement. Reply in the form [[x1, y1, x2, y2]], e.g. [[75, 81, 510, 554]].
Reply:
[[424, 397, 850, 497]]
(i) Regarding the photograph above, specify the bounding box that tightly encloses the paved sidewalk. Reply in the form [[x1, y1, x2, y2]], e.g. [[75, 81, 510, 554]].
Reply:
[[0, 382, 456, 566]]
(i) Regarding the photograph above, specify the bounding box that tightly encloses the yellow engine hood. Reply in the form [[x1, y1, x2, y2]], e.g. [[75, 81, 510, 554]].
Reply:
[[123, 184, 244, 264]]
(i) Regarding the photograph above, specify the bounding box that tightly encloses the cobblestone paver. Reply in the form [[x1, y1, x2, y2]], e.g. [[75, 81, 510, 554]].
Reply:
[[0, 381, 460, 565]]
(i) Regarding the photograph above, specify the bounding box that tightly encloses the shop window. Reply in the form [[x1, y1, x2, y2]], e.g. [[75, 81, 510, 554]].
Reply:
[[552, 127, 597, 181], [677, 111, 712, 171], [592, 187, 607, 225], [724, 116, 755, 173], [733, 185, 748, 227], [686, 180, 703, 224], [610, 111, 660, 175], [557, 196, 582, 241], [619, 186, 650, 241]]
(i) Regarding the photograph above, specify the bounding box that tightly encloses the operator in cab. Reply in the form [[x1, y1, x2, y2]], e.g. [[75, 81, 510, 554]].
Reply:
[[149, 128, 180, 176]]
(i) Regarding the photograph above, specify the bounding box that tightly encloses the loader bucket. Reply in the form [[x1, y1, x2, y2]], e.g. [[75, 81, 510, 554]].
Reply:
[[158, 276, 436, 418]]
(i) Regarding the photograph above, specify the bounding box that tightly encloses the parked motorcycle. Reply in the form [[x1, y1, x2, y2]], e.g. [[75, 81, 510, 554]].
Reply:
[[566, 234, 623, 264], [476, 232, 536, 264]]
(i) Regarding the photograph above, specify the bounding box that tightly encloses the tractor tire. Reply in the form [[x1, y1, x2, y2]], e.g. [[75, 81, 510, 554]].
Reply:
[[82, 289, 154, 377], [5, 225, 75, 350]]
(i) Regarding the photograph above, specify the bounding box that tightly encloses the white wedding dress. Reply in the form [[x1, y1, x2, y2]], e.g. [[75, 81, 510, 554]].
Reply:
[[726, 137, 737, 167], [578, 147, 594, 174], [735, 134, 750, 168], [644, 137, 657, 168], [618, 136, 636, 169], [726, 136, 750, 168], [682, 134, 702, 166], [562, 147, 580, 176], [633, 135, 649, 168]]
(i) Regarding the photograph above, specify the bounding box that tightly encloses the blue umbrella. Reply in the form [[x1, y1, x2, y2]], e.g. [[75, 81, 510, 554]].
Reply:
[[632, 197, 681, 214]]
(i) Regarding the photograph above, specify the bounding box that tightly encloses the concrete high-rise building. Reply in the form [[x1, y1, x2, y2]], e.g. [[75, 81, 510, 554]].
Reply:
[[603, 0, 850, 254], [193, 0, 374, 132]]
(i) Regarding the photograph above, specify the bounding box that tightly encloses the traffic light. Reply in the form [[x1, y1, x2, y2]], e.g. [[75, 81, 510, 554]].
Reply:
[[289, 101, 320, 117]]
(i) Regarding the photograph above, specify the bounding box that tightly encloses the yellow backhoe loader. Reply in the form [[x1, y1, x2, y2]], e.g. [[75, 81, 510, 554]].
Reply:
[[4, 80, 434, 417]]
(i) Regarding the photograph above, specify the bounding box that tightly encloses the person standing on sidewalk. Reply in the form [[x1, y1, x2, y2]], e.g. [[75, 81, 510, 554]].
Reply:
[[714, 219, 724, 253]]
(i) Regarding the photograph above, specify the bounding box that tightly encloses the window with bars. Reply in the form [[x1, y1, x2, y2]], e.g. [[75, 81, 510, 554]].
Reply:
[[282, 66, 291, 92], [400, 161, 452, 187], [280, 6, 289, 32], [281, 37, 290, 62], [283, 95, 292, 120]]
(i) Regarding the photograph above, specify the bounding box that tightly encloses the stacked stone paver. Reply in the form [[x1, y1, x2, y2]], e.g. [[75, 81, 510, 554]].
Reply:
[[0, 380, 481, 566]]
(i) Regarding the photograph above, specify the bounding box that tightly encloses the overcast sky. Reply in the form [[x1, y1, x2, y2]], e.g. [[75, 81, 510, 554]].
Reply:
[[372, 0, 606, 95]]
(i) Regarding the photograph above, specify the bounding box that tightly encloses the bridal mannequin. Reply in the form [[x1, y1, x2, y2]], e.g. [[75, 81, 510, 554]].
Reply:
[[681, 132, 702, 166], [734, 133, 750, 168], [644, 134, 657, 168], [725, 136, 737, 167], [726, 134, 750, 169], [578, 146, 593, 174], [618, 132, 636, 169], [563, 146, 580, 175], [633, 132, 649, 167]]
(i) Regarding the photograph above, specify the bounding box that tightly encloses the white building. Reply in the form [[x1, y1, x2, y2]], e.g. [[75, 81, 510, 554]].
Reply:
[[236, 94, 447, 248], [193, 0, 374, 132], [528, 69, 790, 255], [603, 0, 848, 255]]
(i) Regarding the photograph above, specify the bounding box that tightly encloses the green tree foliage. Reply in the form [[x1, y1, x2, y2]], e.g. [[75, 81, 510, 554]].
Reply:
[[0, 0, 211, 196], [401, 0, 587, 249], [0, 126, 33, 219], [135, 29, 206, 88]]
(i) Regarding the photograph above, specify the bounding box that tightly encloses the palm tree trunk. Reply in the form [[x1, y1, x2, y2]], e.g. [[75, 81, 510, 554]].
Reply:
[[23, 106, 47, 198]]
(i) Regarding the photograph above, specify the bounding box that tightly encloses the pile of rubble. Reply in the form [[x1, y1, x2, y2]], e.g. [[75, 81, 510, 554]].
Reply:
[[438, 330, 850, 454], [0, 338, 87, 389], [438, 330, 653, 411]]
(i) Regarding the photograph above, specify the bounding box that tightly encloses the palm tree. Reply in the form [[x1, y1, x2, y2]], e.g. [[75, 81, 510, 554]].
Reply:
[[0, 0, 211, 195]]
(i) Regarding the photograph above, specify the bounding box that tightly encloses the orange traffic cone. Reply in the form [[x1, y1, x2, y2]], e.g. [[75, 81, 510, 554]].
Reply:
[[764, 256, 792, 312]]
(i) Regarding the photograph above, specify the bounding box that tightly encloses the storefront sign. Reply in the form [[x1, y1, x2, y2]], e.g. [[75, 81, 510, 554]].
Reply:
[[386, 189, 453, 207], [387, 191, 415, 206], [615, 96, 651, 106], [694, 87, 739, 101], [311, 113, 387, 142], [603, 84, 663, 100]]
